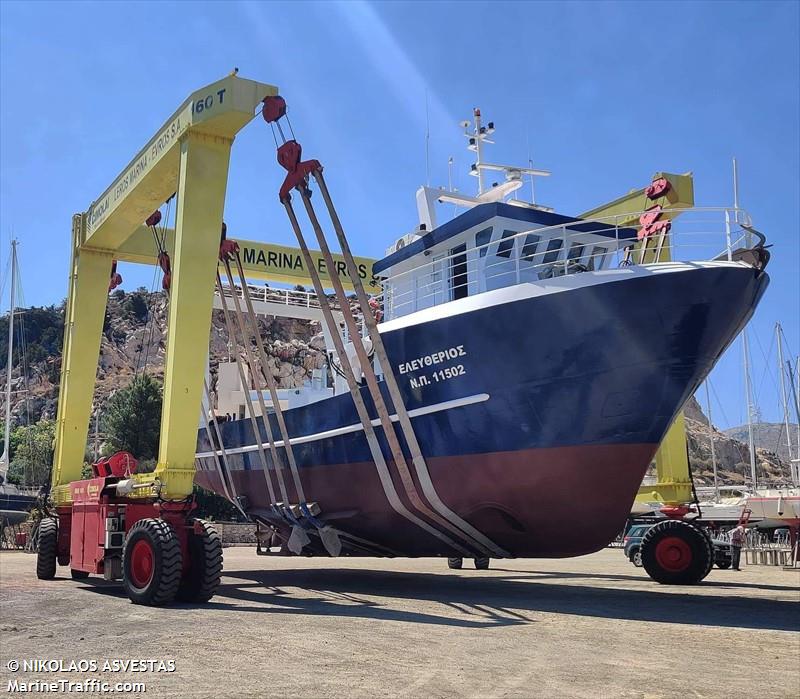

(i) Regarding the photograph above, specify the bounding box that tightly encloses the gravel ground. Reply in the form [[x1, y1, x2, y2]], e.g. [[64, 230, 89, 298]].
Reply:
[[1, 547, 798, 698]]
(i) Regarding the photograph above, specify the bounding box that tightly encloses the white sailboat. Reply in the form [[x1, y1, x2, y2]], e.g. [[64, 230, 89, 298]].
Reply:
[[0, 240, 37, 525], [744, 322, 800, 529]]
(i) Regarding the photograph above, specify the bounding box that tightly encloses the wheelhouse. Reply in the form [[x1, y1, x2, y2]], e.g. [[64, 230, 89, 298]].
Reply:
[[375, 202, 637, 321]]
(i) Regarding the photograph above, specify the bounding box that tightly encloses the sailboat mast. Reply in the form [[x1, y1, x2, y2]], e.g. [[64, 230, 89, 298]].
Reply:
[[1, 239, 17, 477], [742, 329, 758, 489], [776, 323, 794, 462], [704, 380, 720, 502]]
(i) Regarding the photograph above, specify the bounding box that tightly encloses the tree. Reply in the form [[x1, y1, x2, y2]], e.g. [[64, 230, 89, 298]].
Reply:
[[6, 420, 55, 486], [103, 374, 162, 459], [193, 485, 244, 521]]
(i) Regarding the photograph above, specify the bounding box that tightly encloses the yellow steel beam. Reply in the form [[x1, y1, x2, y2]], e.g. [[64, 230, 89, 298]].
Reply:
[[635, 413, 693, 506], [52, 216, 113, 503], [83, 75, 278, 251], [579, 172, 694, 225], [140, 131, 234, 499], [580, 173, 696, 507], [113, 227, 380, 292], [51, 74, 279, 504]]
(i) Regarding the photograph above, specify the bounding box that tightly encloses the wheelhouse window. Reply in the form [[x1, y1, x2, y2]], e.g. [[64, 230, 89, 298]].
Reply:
[[520, 233, 541, 261], [450, 243, 468, 300], [475, 227, 492, 258], [586, 245, 607, 270], [567, 243, 585, 263], [541, 238, 563, 263], [495, 229, 516, 259]]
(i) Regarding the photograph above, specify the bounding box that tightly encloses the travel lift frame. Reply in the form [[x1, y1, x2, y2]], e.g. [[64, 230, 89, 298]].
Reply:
[[36, 74, 710, 606]]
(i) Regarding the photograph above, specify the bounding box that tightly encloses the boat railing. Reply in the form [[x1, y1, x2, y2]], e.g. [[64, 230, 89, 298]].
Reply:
[[216, 283, 342, 312], [379, 206, 757, 319]]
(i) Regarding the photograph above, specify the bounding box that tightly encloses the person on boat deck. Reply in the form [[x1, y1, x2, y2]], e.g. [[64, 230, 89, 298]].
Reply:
[[729, 524, 746, 571]]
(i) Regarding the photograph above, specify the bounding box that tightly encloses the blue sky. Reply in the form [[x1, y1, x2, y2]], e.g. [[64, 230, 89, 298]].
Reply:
[[1, 0, 798, 430]]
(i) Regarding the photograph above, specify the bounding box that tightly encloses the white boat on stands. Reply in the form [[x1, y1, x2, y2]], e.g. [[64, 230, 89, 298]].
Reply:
[[746, 488, 800, 529]]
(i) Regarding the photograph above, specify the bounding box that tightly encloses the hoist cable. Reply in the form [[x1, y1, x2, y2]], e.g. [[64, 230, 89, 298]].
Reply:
[[227, 254, 306, 503], [218, 267, 291, 503], [281, 197, 473, 557], [215, 271, 281, 507]]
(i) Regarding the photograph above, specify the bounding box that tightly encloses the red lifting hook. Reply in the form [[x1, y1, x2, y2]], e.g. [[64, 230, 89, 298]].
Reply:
[[261, 96, 321, 202]]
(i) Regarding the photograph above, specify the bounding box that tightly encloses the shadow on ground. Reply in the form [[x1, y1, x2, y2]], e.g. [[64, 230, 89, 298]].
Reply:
[[76, 565, 800, 632]]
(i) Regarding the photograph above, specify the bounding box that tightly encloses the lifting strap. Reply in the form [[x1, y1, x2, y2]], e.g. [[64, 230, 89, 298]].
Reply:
[[220, 255, 300, 503], [215, 270, 282, 508], [222, 249, 402, 557], [261, 96, 508, 556], [199, 378, 248, 520], [280, 201, 471, 556], [314, 172, 509, 559]]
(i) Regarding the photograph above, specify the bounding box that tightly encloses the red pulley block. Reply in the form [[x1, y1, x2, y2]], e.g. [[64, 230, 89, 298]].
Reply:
[[108, 260, 123, 291], [145, 210, 162, 227], [158, 251, 171, 291], [639, 205, 663, 229], [645, 177, 671, 200], [262, 96, 287, 124], [638, 219, 672, 241], [276, 140, 321, 202], [219, 239, 239, 261], [218, 221, 239, 260], [92, 451, 138, 478]]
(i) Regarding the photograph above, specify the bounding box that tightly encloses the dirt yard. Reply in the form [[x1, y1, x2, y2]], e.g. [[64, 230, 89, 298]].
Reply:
[[1, 548, 798, 698]]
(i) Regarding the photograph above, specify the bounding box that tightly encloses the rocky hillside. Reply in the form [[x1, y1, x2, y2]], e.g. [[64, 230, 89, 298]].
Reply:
[[684, 396, 795, 485], [723, 422, 798, 464], [1, 288, 327, 430], [1, 290, 797, 485]]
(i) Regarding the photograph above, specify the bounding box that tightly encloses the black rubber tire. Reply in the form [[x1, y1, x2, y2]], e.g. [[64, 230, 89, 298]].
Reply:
[[122, 518, 182, 606], [631, 549, 643, 567], [71, 569, 90, 580], [36, 518, 58, 580], [716, 561, 731, 570], [699, 528, 715, 580], [447, 557, 463, 569], [474, 557, 490, 570], [641, 519, 712, 585], [177, 520, 223, 603]]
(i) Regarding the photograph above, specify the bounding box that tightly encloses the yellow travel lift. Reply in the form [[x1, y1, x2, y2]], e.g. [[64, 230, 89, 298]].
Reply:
[[36, 73, 704, 605], [35, 74, 376, 605]]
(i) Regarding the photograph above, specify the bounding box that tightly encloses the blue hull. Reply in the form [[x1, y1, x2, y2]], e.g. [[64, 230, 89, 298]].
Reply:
[[196, 264, 768, 556]]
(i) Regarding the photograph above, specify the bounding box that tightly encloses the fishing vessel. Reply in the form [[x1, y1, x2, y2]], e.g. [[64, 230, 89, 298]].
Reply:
[[0, 240, 37, 526], [194, 110, 770, 560]]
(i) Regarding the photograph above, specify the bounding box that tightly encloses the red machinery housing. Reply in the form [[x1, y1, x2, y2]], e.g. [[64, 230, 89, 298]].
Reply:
[[37, 452, 222, 606]]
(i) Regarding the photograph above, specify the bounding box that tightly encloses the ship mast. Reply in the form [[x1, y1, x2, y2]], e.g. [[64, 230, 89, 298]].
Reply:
[[704, 380, 720, 502], [742, 329, 758, 490], [470, 108, 489, 195], [0, 239, 17, 483], [776, 322, 796, 484]]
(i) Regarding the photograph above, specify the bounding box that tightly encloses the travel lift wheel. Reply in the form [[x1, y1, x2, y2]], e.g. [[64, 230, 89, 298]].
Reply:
[[122, 518, 183, 606], [36, 517, 58, 580], [176, 520, 223, 603], [640, 519, 713, 585], [447, 557, 491, 570]]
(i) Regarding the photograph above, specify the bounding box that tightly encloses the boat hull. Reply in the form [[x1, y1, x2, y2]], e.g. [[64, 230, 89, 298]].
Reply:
[[196, 262, 768, 557], [0, 485, 37, 526]]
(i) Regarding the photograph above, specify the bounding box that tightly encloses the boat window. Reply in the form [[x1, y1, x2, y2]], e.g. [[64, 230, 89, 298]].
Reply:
[[521, 234, 541, 261], [567, 243, 585, 262], [541, 238, 563, 263], [475, 227, 492, 258], [586, 245, 607, 270], [496, 229, 516, 259], [450, 243, 468, 300]]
